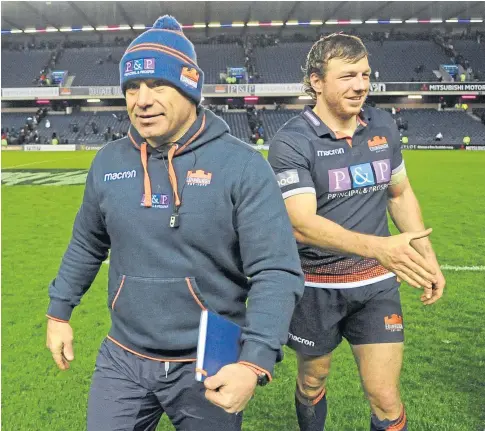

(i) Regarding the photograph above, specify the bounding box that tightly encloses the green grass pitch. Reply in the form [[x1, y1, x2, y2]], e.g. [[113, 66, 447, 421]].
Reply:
[[2, 150, 485, 430]]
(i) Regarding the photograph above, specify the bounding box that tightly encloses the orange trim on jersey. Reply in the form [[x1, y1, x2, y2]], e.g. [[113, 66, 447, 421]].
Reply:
[[238, 361, 273, 382], [111, 275, 126, 310], [106, 336, 196, 362], [357, 116, 368, 127], [46, 314, 69, 323], [304, 264, 390, 284]]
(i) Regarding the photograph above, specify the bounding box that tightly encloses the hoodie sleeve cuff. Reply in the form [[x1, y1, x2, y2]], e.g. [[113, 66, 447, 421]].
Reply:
[[238, 340, 278, 381], [47, 299, 74, 322]]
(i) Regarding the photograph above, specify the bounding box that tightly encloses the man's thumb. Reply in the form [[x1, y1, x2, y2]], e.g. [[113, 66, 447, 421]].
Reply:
[[63, 342, 74, 361], [409, 228, 433, 241], [204, 373, 224, 390]]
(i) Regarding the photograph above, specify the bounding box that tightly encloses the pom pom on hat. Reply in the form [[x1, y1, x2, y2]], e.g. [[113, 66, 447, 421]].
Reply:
[[152, 15, 183, 31]]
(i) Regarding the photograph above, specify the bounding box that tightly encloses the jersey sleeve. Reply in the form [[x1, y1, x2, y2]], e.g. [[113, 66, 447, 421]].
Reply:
[[388, 116, 407, 184], [267, 134, 316, 199]]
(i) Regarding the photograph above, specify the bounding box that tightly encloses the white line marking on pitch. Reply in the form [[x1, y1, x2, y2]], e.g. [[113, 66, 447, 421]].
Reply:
[[102, 261, 484, 271], [4, 156, 83, 169], [440, 265, 485, 271]]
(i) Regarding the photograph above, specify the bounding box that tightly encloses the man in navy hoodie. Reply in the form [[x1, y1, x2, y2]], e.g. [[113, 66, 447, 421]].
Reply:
[[46, 16, 304, 431]]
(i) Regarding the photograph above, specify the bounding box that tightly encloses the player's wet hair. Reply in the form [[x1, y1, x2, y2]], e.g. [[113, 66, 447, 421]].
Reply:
[[302, 33, 368, 100]]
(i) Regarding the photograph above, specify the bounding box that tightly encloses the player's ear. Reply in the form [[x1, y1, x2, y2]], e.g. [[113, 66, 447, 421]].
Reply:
[[309, 72, 324, 96]]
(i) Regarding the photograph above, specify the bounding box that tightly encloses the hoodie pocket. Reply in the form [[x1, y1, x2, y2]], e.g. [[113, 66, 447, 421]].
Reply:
[[110, 275, 208, 351]]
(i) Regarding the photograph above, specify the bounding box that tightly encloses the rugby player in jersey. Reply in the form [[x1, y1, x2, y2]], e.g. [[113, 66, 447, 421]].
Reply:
[[268, 34, 446, 431]]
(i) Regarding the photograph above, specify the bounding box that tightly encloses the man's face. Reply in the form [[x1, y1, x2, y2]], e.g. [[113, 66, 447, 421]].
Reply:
[[125, 79, 194, 144], [313, 56, 371, 119]]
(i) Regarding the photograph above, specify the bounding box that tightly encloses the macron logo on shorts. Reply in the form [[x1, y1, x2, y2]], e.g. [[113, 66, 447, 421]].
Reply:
[[276, 169, 299, 188], [288, 332, 315, 347]]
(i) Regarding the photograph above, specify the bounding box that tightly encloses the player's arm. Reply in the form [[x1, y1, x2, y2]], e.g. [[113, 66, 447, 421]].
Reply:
[[285, 193, 382, 257], [387, 176, 445, 304], [46, 161, 110, 370]]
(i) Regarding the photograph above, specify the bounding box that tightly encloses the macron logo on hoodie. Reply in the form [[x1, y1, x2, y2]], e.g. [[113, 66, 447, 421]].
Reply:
[[104, 170, 137, 182]]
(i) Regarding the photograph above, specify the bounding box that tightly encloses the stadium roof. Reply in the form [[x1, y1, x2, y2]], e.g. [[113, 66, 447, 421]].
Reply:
[[1, 1, 484, 33]]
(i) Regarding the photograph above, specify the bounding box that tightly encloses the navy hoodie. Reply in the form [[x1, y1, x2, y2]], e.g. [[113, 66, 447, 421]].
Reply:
[[47, 108, 304, 377]]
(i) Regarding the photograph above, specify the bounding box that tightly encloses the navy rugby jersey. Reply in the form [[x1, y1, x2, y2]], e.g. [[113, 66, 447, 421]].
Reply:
[[268, 106, 405, 288]]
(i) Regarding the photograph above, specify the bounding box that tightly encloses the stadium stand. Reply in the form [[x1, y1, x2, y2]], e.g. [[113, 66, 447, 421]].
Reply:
[[3, 108, 485, 146], [55, 47, 126, 86], [195, 43, 246, 84], [261, 109, 300, 138], [253, 42, 312, 83], [396, 109, 485, 144], [219, 112, 252, 142], [251, 40, 451, 83], [452, 40, 485, 73], [1, 50, 53, 87]]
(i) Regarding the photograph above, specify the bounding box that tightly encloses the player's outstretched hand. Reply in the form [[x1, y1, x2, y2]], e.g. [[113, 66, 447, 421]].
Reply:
[[420, 263, 446, 306], [374, 228, 437, 298], [204, 363, 258, 414], [46, 318, 74, 370]]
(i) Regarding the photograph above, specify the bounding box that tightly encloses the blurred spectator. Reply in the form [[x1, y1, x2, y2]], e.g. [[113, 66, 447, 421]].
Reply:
[[374, 70, 380, 81], [435, 132, 443, 141], [51, 133, 59, 145], [463, 136, 471, 145], [45, 119, 51, 129], [401, 136, 409, 144]]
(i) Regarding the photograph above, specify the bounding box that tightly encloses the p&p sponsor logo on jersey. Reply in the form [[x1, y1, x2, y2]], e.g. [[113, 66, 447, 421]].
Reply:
[[327, 159, 391, 198], [276, 169, 299, 188], [141, 194, 170, 209]]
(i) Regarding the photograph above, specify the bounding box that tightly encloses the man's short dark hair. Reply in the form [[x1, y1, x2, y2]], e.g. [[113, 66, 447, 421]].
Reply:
[[302, 33, 368, 100]]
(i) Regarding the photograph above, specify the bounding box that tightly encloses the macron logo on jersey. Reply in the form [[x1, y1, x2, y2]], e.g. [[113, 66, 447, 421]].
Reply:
[[317, 148, 345, 157], [276, 169, 300, 188], [104, 170, 137, 182]]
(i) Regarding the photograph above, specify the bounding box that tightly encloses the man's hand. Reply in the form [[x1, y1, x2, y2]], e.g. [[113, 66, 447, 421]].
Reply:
[[374, 228, 437, 298], [420, 262, 446, 306], [46, 319, 74, 370], [204, 363, 258, 414]]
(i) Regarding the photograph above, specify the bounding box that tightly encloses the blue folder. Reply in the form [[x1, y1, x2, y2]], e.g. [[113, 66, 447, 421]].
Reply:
[[195, 309, 242, 382]]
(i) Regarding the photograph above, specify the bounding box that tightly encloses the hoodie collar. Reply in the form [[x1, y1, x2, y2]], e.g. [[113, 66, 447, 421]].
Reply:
[[128, 107, 206, 158]]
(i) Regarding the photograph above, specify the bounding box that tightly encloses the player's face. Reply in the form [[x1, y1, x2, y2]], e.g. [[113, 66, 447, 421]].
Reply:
[[125, 79, 195, 145], [319, 56, 371, 119]]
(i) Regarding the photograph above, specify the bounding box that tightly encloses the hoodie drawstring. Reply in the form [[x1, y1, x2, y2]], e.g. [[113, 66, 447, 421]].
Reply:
[[167, 144, 181, 208], [140, 143, 152, 208]]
